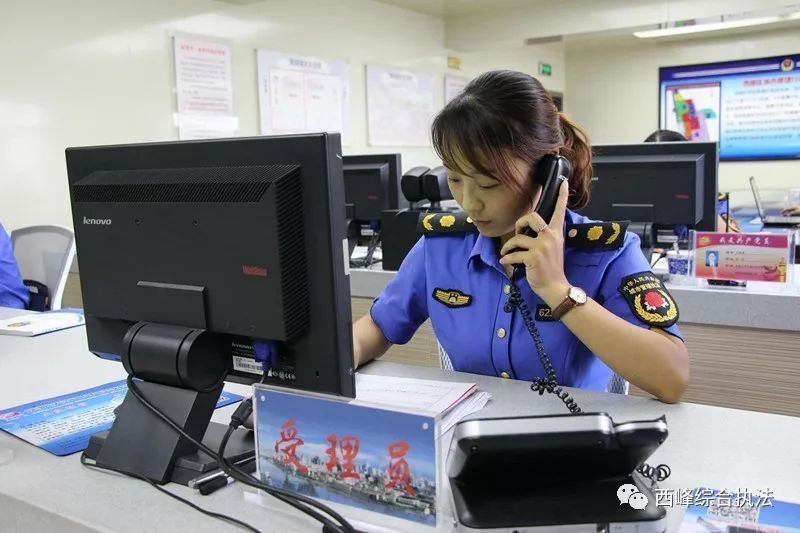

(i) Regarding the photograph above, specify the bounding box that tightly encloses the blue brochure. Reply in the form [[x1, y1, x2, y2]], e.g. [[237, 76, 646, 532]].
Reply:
[[680, 487, 800, 532], [0, 380, 243, 456]]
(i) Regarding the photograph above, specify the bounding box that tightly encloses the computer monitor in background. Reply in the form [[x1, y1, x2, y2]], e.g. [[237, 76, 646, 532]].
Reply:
[[66, 133, 354, 484], [342, 154, 404, 220], [342, 154, 402, 265], [585, 142, 718, 247]]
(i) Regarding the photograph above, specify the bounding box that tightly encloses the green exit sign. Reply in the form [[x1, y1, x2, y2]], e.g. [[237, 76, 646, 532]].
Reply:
[[538, 62, 552, 76]]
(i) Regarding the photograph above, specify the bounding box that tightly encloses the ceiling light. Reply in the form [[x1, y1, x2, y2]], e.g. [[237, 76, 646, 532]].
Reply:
[[634, 11, 800, 38]]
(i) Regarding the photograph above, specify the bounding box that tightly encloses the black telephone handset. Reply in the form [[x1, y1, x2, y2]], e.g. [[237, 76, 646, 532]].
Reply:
[[529, 154, 572, 230], [504, 154, 583, 412], [511, 155, 571, 275]]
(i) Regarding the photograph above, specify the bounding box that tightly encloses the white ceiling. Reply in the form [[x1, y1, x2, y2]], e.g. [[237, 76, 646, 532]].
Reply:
[[373, 0, 553, 18]]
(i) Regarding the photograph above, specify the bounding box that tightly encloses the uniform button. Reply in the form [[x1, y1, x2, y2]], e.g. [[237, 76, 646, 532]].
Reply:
[[503, 284, 511, 294], [500, 371, 511, 379], [497, 328, 506, 339]]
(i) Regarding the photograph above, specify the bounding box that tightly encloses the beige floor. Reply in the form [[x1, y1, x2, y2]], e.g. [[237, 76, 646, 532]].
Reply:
[[64, 273, 800, 417]]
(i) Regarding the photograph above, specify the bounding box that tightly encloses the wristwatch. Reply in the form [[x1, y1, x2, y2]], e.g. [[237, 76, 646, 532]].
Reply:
[[551, 286, 587, 320]]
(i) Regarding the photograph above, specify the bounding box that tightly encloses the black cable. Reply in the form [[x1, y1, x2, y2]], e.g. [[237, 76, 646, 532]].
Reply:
[[215, 422, 337, 530], [125, 377, 347, 532], [505, 279, 582, 414], [125, 376, 356, 533], [649, 249, 667, 269], [505, 276, 672, 484], [725, 192, 731, 233], [79, 453, 261, 533], [636, 463, 671, 483], [363, 230, 381, 267], [349, 231, 382, 269]]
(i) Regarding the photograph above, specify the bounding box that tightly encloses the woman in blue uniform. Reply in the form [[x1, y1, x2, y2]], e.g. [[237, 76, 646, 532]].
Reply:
[[353, 70, 689, 403]]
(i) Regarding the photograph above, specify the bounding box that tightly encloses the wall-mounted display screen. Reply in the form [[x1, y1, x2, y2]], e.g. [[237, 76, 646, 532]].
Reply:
[[659, 54, 800, 161]]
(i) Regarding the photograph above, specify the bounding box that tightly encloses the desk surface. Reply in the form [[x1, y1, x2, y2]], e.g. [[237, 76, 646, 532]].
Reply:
[[1, 307, 799, 532]]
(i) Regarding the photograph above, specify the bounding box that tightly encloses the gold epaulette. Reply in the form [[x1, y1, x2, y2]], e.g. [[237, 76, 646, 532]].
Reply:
[[565, 220, 628, 249], [418, 212, 478, 235]]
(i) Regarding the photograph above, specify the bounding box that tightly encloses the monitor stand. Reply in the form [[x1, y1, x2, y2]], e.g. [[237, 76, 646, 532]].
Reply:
[[83, 379, 253, 486], [84, 321, 254, 485]]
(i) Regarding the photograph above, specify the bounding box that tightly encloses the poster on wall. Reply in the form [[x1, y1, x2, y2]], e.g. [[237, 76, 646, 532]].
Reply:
[[366, 65, 435, 146], [444, 76, 469, 103], [659, 54, 800, 161], [173, 34, 237, 140], [257, 50, 350, 145]]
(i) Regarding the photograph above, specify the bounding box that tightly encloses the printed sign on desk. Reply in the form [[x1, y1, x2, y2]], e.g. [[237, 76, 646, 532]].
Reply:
[[693, 232, 792, 283], [253, 385, 438, 528]]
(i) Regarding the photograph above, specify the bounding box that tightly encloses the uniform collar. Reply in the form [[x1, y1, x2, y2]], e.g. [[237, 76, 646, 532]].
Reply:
[[467, 233, 499, 271], [467, 210, 581, 270]]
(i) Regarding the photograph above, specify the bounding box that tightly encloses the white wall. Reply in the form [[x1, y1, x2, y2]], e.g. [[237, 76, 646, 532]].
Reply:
[[0, 0, 438, 230], [0, 0, 565, 230], [458, 41, 566, 94], [1, 0, 561, 232], [565, 27, 800, 192]]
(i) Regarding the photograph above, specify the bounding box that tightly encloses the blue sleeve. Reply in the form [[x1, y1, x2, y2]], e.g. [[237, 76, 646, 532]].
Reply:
[[0, 224, 29, 310], [596, 233, 683, 340], [370, 237, 429, 344]]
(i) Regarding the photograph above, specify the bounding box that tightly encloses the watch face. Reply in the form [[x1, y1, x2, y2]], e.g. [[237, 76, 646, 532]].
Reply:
[[569, 286, 587, 304]]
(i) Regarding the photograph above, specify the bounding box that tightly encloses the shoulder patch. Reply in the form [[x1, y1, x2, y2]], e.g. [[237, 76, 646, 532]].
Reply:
[[418, 212, 478, 235], [432, 288, 472, 308], [618, 271, 679, 328], [566, 220, 629, 249]]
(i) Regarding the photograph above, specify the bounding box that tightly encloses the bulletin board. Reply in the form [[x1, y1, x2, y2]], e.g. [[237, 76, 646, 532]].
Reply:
[[257, 50, 350, 145], [366, 65, 435, 147]]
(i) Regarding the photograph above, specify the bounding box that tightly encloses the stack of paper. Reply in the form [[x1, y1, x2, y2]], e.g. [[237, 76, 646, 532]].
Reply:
[[439, 391, 492, 435], [0, 309, 85, 337], [353, 374, 491, 436]]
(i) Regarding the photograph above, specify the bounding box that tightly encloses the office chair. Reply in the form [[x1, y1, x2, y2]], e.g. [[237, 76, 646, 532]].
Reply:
[[10, 225, 76, 311]]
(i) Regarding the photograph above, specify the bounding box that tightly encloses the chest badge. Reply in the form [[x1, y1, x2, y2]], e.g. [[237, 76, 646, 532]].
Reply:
[[433, 288, 472, 308]]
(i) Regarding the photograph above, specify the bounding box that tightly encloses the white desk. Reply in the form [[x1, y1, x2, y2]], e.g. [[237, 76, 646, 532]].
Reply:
[[2, 307, 800, 532]]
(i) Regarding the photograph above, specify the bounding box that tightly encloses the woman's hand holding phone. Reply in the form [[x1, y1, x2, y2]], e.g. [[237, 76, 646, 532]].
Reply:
[[499, 179, 571, 307]]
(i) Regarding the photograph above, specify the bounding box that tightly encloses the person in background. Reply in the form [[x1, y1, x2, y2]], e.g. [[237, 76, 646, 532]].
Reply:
[[0, 223, 29, 309], [643, 129, 739, 233], [783, 206, 800, 216], [643, 129, 687, 143]]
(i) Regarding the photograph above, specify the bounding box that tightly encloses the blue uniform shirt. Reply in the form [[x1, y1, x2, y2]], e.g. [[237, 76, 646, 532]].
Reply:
[[0, 223, 29, 309], [371, 210, 682, 392]]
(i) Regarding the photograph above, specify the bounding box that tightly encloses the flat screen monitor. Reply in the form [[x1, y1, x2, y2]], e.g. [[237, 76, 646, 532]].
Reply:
[[583, 154, 703, 225], [66, 133, 355, 483], [66, 134, 354, 397], [586, 142, 718, 234], [342, 153, 403, 221]]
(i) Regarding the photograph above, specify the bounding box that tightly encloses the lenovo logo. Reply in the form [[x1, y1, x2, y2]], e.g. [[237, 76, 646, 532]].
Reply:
[[83, 216, 112, 225], [242, 265, 268, 277]]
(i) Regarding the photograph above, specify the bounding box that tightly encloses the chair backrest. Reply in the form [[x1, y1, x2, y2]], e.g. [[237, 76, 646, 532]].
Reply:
[[10, 225, 76, 310], [606, 372, 630, 395]]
